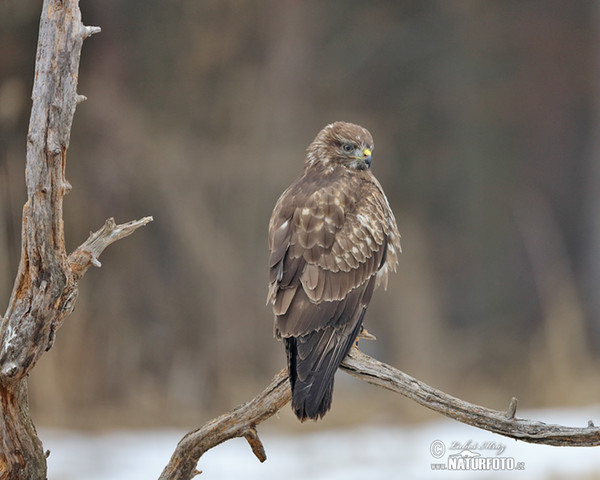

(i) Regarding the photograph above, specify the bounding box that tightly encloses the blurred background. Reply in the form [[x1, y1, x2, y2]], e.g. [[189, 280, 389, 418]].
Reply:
[[1, 0, 600, 432]]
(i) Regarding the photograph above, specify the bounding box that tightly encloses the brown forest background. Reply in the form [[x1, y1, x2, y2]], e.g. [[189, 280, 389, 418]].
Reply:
[[2, 0, 600, 429]]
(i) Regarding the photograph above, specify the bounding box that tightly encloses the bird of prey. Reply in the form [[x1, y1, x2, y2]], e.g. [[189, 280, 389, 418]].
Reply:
[[267, 121, 401, 421]]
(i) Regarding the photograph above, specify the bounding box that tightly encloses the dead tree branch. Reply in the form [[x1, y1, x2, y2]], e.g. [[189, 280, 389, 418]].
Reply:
[[0, 1, 151, 478], [160, 347, 600, 480], [341, 348, 600, 445], [159, 369, 290, 480], [68, 217, 153, 281]]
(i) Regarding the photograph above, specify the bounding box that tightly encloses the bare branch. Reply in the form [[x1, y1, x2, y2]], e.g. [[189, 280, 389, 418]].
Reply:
[[159, 369, 290, 480], [161, 347, 600, 480], [340, 348, 600, 446], [68, 216, 153, 281]]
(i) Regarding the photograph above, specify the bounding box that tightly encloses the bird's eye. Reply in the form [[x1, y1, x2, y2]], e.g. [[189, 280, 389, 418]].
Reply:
[[342, 144, 354, 153]]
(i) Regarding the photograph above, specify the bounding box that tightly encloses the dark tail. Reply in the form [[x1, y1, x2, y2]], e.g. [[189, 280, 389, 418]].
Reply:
[[284, 311, 365, 421]]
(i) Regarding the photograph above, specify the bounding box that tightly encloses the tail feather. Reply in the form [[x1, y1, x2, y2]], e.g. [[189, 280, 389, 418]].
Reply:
[[285, 310, 365, 421]]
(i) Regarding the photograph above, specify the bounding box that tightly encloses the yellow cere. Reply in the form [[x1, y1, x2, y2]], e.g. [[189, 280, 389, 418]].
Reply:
[[363, 148, 372, 157]]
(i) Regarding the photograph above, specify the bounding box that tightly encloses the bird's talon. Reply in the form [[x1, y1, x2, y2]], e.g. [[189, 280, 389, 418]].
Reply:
[[358, 328, 376, 341]]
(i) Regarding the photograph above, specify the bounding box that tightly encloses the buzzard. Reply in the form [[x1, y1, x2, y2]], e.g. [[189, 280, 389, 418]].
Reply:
[[267, 121, 401, 421]]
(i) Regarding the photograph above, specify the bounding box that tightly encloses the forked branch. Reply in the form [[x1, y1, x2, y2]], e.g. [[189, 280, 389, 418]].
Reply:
[[160, 347, 600, 480], [0, 1, 152, 478]]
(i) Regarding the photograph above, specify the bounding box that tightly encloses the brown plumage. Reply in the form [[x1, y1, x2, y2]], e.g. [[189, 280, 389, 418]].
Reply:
[[267, 121, 401, 421]]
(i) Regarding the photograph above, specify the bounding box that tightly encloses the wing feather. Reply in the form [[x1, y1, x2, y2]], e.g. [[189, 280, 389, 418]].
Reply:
[[268, 168, 400, 337], [274, 286, 297, 316]]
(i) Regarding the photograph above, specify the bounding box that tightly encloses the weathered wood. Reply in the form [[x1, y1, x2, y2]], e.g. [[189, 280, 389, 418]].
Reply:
[[160, 346, 600, 480], [341, 348, 600, 446], [5, 2, 599, 479], [0, 2, 151, 478], [159, 369, 290, 480], [68, 216, 153, 282], [1, 0, 91, 384]]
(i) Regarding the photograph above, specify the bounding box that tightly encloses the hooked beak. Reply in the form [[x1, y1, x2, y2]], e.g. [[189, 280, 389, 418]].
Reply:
[[349, 147, 373, 170], [363, 148, 372, 168]]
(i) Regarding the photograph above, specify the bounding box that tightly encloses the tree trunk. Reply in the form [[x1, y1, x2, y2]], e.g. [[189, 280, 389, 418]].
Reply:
[[0, 2, 150, 478]]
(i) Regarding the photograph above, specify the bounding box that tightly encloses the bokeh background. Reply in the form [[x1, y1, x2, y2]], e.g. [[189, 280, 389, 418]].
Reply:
[[2, 0, 600, 431]]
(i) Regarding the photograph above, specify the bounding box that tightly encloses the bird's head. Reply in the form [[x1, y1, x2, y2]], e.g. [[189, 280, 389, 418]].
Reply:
[[306, 121, 374, 171]]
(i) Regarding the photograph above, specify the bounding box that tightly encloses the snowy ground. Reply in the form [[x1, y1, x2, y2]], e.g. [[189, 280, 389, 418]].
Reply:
[[42, 406, 600, 480]]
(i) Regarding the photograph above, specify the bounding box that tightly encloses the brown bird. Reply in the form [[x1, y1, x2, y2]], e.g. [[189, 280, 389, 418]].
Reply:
[[267, 121, 401, 421]]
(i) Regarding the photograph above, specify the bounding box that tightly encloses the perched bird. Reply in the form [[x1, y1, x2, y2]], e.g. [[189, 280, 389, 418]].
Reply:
[[267, 121, 401, 421]]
